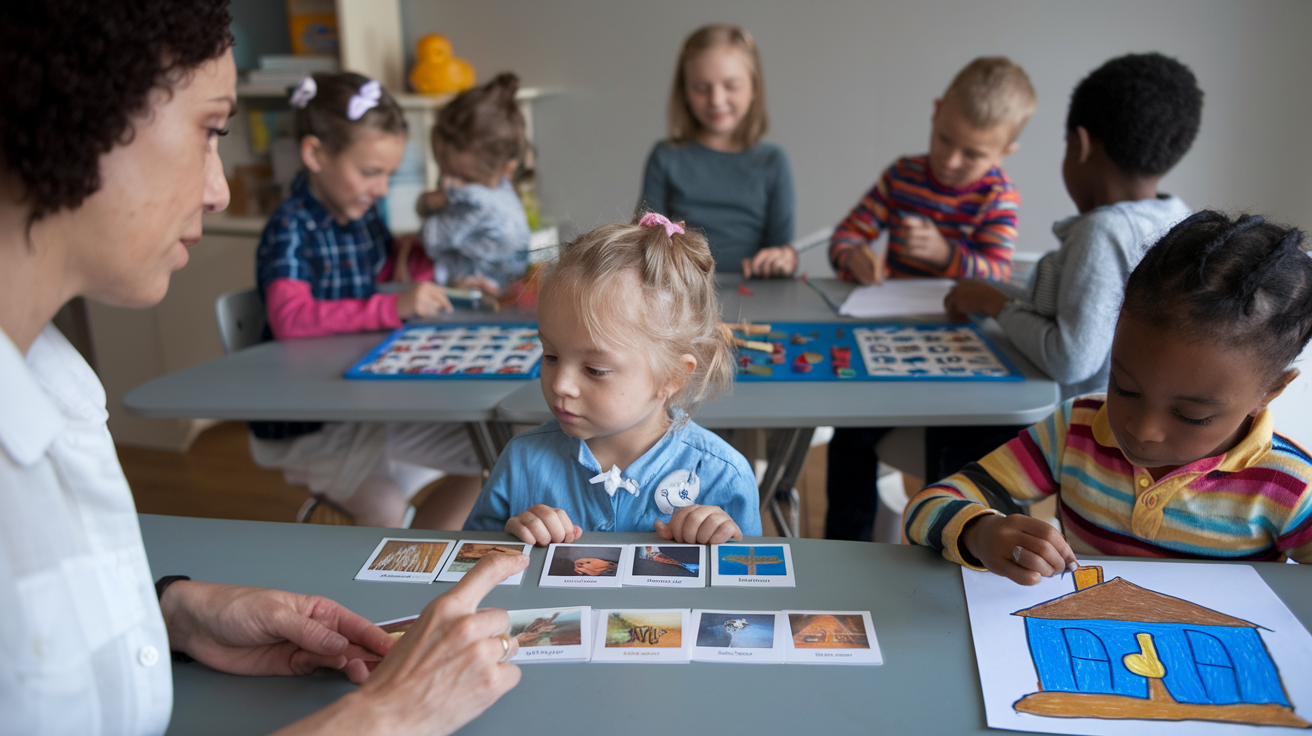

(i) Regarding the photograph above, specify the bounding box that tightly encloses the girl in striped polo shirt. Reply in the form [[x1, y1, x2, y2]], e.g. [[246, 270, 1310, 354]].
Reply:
[[906, 211, 1312, 584]]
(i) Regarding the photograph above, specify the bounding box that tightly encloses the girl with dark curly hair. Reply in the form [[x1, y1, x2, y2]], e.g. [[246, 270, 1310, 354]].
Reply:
[[0, 2, 525, 734]]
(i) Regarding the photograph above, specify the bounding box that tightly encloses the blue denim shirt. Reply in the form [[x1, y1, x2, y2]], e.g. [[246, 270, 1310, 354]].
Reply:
[[464, 419, 762, 535]]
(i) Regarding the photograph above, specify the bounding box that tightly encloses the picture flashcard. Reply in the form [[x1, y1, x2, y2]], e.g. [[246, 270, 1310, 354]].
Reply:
[[783, 610, 882, 665], [691, 610, 787, 664], [591, 609, 692, 663], [710, 544, 795, 587], [539, 543, 632, 588], [507, 606, 592, 663], [623, 544, 706, 587], [354, 537, 456, 584], [375, 614, 419, 643], [436, 540, 531, 584]]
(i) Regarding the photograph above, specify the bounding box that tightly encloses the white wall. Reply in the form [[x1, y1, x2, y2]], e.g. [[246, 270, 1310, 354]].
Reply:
[[399, 0, 1312, 440], [400, 0, 1312, 248]]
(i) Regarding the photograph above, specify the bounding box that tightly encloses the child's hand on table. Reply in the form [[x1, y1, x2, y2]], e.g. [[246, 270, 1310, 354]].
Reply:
[[505, 505, 583, 547], [961, 513, 1078, 586], [847, 244, 887, 285], [903, 216, 953, 268], [456, 275, 502, 298], [396, 282, 453, 319], [742, 245, 798, 279], [944, 280, 1010, 320], [654, 505, 742, 544]]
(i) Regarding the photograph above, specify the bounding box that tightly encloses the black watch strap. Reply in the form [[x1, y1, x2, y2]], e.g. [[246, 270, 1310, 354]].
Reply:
[[154, 575, 195, 663]]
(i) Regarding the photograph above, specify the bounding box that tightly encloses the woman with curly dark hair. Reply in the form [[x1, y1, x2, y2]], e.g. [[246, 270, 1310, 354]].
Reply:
[[0, 2, 526, 734]]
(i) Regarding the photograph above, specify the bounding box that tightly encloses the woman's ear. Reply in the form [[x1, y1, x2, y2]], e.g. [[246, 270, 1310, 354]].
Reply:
[[1253, 368, 1300, 416], [299, 136, 324, 173]]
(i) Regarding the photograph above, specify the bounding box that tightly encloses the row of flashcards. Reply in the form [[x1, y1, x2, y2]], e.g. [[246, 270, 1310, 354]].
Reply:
[[355, 538, 795, 588], [378, 607, 881, 665]]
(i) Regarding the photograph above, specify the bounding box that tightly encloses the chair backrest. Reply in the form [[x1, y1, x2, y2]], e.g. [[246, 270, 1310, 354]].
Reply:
[[215, 288, 266, 354]]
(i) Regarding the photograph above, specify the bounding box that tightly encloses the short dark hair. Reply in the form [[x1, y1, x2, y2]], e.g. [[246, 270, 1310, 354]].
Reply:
[[433, 73, 526, 172], [293, 72, 407, 155], [1123, 210, 1312, 382], [0, 0, 235, 222], [1066, 53, 1203, 176]]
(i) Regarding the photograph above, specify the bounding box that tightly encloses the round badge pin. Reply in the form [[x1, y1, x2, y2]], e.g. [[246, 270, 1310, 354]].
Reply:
[[654, 469, 700, 514]]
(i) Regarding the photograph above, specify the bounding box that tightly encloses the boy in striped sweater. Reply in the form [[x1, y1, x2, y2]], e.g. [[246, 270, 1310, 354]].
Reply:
[[906, 212, 1312, 583], [828, 56, 1034, 283]]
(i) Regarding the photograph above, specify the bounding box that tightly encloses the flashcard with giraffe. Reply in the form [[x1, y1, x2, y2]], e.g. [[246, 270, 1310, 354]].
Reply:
[[710, 544, 795, 587]]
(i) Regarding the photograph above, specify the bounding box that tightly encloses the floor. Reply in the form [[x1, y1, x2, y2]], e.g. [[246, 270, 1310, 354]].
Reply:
[[119, 421, 835, 537]]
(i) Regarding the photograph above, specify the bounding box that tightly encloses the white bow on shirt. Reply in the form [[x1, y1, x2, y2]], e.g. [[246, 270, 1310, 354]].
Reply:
[[589, 465, 639, 497]]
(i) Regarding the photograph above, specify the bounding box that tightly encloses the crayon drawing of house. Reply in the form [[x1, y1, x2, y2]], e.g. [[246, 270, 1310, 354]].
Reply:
[[1011, 566, 1309, 728]]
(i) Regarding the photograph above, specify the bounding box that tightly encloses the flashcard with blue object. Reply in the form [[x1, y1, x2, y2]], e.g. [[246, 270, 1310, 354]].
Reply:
[[729, 321, 1022, 382], [345, 324, 542, 379]]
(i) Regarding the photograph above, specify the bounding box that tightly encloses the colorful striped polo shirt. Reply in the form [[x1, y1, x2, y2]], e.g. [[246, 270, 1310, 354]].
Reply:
[[829, 155, 1018, 281], [905, 396, 1312, 567]]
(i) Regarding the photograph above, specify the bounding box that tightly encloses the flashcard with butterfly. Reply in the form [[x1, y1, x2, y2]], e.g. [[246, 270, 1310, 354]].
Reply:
[[591, 609, 692, 663], [344, 324, 543, 379], [623, 544, 706, 588], [691, 610, 787, 664]]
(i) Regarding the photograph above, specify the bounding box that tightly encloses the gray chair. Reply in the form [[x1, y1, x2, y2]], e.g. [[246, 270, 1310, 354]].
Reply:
[[214, 288, 266, 354]]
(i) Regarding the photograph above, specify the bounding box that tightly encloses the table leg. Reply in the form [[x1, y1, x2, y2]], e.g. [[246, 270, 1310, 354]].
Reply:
[[466, 421, 515, 473], [758, 428, 815, 538]]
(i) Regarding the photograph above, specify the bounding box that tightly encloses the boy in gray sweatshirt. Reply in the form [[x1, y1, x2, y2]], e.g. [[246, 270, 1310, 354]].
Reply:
[[929, 52, 1204, 479], [826, 53, 1204, 541]]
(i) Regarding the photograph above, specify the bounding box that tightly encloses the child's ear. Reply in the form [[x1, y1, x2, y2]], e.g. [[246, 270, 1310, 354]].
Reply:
[[659, 354, 698, 400], [300, 136, 325, 173], [931, 98, 941, 121], [1002, 140, 1021, 157], [1073, 126, 1093, 165], [502, 159, 520, 180], [1253, 368, 1300, 416]]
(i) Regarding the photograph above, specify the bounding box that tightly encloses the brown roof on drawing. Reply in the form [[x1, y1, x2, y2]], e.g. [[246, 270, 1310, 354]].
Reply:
[[1012, 577, 1258, 628]]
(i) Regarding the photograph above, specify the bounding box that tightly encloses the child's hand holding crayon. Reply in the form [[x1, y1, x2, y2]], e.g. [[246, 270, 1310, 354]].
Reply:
[[960, 512, 1078, 586]]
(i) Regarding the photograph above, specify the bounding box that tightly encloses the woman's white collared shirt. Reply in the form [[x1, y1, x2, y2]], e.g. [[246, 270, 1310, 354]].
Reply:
[[0, 325, 173, 736]]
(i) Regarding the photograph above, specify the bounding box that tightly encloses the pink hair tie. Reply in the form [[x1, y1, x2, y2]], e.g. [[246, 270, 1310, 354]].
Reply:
[[640, 212, 686, 237]]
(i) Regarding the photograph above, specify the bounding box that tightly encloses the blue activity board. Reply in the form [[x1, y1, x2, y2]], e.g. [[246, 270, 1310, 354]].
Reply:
[[731, 322, 1022, 382], [345, 324, 542, 380]]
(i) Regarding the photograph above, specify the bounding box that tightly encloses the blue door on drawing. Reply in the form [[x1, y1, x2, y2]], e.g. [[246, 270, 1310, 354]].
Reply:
[[1185, 630, 1240, 704], [1063, 628, 1113, 692]]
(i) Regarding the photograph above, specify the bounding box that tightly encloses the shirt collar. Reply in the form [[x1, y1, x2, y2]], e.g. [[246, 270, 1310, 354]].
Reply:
[[0, 325, 68, 466], [572, 422, 682, 491], [1091, 402, 1274, 475], [290, 172, 337, 230]]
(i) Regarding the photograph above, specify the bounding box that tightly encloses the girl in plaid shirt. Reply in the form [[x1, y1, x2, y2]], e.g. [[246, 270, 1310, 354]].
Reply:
[[252, 73, 481, 529]]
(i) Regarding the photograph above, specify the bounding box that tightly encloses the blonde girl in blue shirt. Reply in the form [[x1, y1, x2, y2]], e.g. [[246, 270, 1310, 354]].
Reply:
[[464, 213, 762, 543]]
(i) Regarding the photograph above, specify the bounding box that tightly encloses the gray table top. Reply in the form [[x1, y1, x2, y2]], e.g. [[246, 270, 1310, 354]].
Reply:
[[498, 275, 1060, 428], [123, 318, 535, 424], [141, 514, 1311, 736], [122, 277, 1057, 426]]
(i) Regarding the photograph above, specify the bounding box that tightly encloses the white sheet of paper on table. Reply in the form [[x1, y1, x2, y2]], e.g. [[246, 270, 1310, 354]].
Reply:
[[961, 560, 1312, 736], [837, 279, 955, 318]]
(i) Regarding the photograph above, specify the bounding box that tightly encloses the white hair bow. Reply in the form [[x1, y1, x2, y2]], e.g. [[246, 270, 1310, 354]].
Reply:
[[289, 76, 317, 109], [347, 80, 382, 120], [590, 465, 639, 497]]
